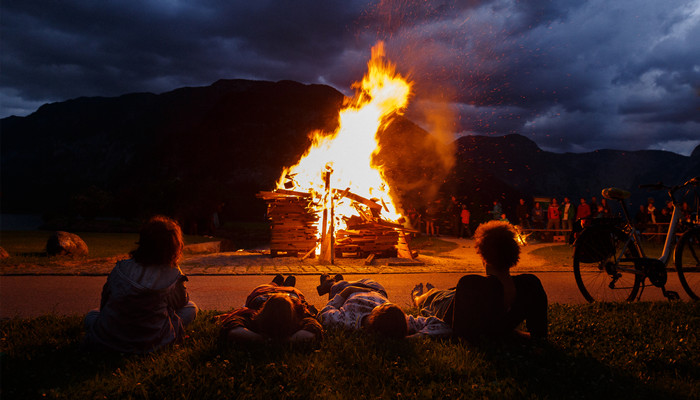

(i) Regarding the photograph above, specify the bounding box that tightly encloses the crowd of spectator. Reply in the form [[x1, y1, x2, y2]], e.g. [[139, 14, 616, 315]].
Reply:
[[634, 198, 696, 236], [404, 194, 696, 242]]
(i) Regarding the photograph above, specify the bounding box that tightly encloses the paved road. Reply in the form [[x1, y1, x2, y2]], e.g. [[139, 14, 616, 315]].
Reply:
[[0, 272, 690, 318]]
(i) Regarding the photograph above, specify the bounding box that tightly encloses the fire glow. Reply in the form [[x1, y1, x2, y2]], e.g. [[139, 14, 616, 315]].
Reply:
[[277, 41, 411, 233]]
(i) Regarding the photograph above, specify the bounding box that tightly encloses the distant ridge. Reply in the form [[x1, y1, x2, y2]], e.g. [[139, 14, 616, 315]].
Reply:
[[1, 80, 697, 226]]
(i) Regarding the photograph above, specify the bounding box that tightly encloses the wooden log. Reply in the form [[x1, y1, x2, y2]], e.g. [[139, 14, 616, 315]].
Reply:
[[334, 189, 382, 211], [257, 189, 311, 199], [301, 242, 319, 260], [396, 230, 414, 259]]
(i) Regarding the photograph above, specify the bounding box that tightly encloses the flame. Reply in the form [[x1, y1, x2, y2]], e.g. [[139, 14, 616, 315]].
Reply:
[[277, 41, 411, 233]]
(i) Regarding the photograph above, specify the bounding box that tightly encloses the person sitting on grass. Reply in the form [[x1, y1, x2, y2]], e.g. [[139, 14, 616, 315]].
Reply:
[[216, 274, 322, 343], [83, 215, 199, 354], [411, 220, 548, 342], [317, 275, 451, 339]]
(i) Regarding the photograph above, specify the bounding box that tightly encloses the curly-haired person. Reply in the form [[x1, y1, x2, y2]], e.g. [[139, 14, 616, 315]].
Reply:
[[412, 220, 548, 342]]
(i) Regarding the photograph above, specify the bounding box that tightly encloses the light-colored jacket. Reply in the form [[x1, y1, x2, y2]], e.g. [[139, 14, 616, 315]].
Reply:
[[84, 259, 189, 353], [319, 281, 451, 337]]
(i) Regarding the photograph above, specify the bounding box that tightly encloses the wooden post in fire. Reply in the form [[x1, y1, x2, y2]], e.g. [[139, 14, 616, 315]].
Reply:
[[319, 166, 335, 263]]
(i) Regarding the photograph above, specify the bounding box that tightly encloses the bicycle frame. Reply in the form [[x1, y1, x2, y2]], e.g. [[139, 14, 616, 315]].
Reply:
[[574, 176, 699, 302], [659, 193, 684, 265], [615, 187, 685, 267]]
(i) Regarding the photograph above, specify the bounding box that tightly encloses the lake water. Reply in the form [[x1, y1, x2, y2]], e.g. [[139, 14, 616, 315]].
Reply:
[[0, 214, 44, 230]]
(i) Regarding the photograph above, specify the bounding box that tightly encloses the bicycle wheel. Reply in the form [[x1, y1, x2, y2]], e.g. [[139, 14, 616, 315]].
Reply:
[[573, 225, 642, 302], [675, 227, 700, 300]]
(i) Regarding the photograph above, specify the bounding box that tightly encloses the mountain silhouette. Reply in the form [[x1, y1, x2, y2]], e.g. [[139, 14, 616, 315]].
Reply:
[[2, 79, 697, 229]]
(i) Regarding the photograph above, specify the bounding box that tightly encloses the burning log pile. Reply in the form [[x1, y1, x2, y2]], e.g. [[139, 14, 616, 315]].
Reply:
[[258, 188, 414, 259], [259, 41, 417, 262]]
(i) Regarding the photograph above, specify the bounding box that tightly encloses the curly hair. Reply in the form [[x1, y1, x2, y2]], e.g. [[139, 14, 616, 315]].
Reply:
[[473, 220, 520, 271], [130, 215, 184, 267]]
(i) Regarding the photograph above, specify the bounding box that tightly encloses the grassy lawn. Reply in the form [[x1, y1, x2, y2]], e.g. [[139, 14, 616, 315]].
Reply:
[[528, 239, 668, 265], [0, 231, 219, 260], [529, 243, 572, 263], [409, 235, 460, 256], [1, 302, 698, 399]]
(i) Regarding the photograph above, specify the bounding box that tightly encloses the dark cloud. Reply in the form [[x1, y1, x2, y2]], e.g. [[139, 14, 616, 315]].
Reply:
[[1, 0, 698, 155]]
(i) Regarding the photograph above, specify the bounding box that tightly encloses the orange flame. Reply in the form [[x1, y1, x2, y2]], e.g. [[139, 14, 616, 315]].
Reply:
[[278, 41, 411, 232]]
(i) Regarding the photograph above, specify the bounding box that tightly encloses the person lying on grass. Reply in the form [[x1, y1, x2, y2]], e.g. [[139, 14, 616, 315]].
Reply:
[[317, 275, 451, 339], [216, 274, 323, 343], [83, 215, 199, 354], [411, 220, 548, 342]]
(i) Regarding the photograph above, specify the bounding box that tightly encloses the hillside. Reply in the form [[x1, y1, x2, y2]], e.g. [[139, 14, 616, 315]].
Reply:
[[450, 134, 698, 219], [0, 79, 450, 228], [2, 79, 697, 229]]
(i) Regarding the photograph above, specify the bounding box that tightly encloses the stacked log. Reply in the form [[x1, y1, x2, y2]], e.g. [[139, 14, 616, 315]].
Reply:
[[335, 225, 399, 257], [257, 190, 318, 257], [258, 189, 414, 259]]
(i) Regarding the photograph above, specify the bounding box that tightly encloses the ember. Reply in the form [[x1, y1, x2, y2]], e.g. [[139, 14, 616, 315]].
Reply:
[[259, 41, 416, 261]]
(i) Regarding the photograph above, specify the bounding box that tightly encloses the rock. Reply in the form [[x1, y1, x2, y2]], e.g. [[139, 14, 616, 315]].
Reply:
[[46, 231, 89, 257], [0, 247, 9, 259]]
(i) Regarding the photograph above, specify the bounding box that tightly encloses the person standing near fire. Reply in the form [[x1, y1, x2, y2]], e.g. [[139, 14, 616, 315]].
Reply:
[[647, 198, 657, 224], [460, 204, 472, 238], [561, 197, 575, 231], [547, 198, 561, 236], [516, 198, 530, 229], [425, 200, 440, 237], [531, 202, 545, 229], [490, 200, 503, 221], [576, 198, 592, 222], [449, 196, 462, 236]]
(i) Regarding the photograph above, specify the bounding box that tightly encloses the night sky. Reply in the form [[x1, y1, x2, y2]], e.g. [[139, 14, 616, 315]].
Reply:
[[2, 0, 699, 155]]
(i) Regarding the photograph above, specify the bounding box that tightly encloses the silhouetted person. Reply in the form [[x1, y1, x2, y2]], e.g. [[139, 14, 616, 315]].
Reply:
[[561, 197, 575, 231], [531, 202, 545, 230], [634, 204, 649, 233], [425, 201, 440, 237], [491, 200, 503, 221], [412, 221, 547, 342], [460, 204, 472, 238], [516, 198, 530, 228], [547, 198, 561, 238], [84, 215, 198, 353]]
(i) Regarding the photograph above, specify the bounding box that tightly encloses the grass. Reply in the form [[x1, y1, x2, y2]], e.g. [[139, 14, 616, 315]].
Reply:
[[409, 235, 460, 256], [1, 302, 698, 399], [529, 243, 572, 263], [0, 231, 219, 266], [528, 238, 669, 265]]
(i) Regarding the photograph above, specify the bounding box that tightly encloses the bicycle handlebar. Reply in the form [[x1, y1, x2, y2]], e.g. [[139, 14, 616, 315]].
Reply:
[[639, 177, 699, 193]]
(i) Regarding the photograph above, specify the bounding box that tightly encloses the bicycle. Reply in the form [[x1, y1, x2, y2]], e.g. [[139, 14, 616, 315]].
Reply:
[[572, 176, 700, 302]]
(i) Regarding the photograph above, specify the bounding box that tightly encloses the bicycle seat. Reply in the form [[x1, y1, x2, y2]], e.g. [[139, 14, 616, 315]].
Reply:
[[602, 188, 630, 201]]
